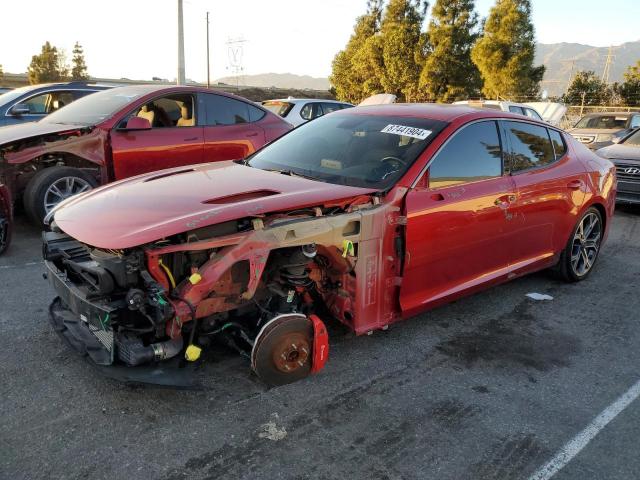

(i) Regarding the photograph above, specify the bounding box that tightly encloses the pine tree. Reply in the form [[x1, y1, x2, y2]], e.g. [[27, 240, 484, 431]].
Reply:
[[471, 0, 544, 100], [330, 1, 384, 103], [28, 42, 68, 84], [564, 71, 612, 106], [378, 0, 429, 102], [71, 42, 89, 81], [420, 0, 480, 102], [615, 61, 640, 107]]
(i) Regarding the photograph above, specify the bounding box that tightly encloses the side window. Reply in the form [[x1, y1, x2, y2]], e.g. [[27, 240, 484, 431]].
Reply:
[[525, 108, 543, 121], [321, 103, 342, 115], [300, 102, 323, 120], [248, 104, 265, 122], [21, 93, 50, 114], [202, 94, 249, 126], [134, 94, 195, 128], [509, 106, 524, 115], [631, 115, 640, 129], [505, 121, 555, 172], [548, 129, 567, 160], [50, 91, 75, 111], [428, 121, 503, 189]]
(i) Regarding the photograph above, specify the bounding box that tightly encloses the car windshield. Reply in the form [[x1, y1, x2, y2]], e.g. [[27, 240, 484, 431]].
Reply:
[[248, 112, 447, 189], [622, 129, 640, 146], [574, 115, 629, 129], [262, 101, 294, 117], [41, 87, 148, 125]]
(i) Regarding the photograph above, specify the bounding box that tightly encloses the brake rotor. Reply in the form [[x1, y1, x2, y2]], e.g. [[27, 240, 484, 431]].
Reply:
[[251, 313, 313, 386]]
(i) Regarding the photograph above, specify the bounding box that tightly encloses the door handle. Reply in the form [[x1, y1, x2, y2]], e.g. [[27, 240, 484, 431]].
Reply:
[[494, 194, 516, 206], [246, 132, 259, 137], [183, 136, 199, 141], [567, 179, 584, 190], [430, 193, 445, 201]]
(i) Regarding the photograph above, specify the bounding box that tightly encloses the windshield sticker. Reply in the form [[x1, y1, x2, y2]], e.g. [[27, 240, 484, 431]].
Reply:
[[320, 159, 343, 170], [381, 124, 432, 140]]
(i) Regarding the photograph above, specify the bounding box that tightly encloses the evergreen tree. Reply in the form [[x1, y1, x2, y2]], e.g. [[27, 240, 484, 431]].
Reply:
[[564, 71, 612, 106], [615, 61, 640, 106], [28, 42, 68, 84], [330, 1, 384, 103], [420, 0, 480, 102], [71, 42, 89, 81], [378, 0, 429, 102], [471, 0, 544, 100], [0, 64, 3, 84]]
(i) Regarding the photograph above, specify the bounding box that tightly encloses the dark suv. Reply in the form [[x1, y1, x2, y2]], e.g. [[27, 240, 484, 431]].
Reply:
[[0, 82, 111, 126]]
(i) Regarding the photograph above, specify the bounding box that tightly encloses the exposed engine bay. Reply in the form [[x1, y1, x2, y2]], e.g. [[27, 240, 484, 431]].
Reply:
[[43, 192, 405, 387]]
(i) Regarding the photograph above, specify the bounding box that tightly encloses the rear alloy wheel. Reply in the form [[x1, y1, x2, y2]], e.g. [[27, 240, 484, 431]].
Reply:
[[556, 207, 603, 282], [23, 167, 97, 225]]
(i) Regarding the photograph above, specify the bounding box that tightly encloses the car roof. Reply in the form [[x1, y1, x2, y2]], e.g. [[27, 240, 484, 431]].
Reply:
[[582, 112, 634, 118], [344, 103, 542, 123], [263, 98, 349, 104]]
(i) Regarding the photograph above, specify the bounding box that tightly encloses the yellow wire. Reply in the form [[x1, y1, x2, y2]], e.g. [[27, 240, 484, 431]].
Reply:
[[158, 259, 176, 289]]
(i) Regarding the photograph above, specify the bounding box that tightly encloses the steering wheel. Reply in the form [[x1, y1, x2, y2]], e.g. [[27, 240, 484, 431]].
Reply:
[[380, 156, 406, 170]]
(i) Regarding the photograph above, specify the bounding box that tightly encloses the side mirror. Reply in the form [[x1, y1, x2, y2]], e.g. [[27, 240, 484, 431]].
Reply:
[[123, 116, 151, 131], [10, 104, 30, 116]]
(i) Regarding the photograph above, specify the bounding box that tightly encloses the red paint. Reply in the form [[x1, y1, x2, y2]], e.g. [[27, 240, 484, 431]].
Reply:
[[309, 314, 329, 374], [0, 183, 12, 253], [0, 86, 291, 201], [54, 105, 617, 340], [54, 161, 377, 249]]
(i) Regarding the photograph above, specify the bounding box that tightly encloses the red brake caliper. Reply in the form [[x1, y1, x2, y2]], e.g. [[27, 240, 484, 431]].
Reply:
[[309, 314, 329, 373]]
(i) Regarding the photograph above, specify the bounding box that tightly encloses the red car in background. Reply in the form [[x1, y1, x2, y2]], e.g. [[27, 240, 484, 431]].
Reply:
[[0, 85, 291, 224], [0, 183, 11, 254], [43, 105, 616, 387]]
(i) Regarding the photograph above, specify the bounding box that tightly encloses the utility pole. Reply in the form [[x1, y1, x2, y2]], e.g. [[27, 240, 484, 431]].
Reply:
[[177, 0, 186, 85], [206, 12, 211, 88]]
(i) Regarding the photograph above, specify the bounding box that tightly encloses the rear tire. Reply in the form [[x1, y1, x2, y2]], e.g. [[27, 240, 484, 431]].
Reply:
[[23, 166, 97, 226], [555, 207, 603, 282]]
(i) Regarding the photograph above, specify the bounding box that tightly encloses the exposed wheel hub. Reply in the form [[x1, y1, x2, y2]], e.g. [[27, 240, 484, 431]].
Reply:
[[570, 211, 602, 277], [251, 313, 313, 386]]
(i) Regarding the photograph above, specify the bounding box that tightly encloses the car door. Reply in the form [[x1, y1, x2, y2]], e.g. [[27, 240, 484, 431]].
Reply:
[[400, 120, 517, 316], [199, 93, 266, 161], [110, 93, 204, 180], [502, 121, 586, 271]]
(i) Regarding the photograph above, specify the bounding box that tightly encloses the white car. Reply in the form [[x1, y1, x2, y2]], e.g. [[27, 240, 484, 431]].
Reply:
[[261, 98, 353, 127], [453, 99, 543, 121]]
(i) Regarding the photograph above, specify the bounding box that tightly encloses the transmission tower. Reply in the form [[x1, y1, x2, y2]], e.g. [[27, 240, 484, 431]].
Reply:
[[226, 37, 246, 89], [601, 46, 616, 84]]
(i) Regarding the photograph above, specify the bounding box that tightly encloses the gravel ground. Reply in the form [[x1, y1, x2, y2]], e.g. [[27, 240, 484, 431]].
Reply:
[[1, 206, 639, 480]]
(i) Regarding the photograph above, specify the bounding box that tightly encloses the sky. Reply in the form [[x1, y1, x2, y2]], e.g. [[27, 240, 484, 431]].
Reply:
[[0, 0, 638, 83]]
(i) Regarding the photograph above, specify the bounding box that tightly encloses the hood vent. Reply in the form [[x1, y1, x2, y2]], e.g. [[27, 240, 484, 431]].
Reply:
[[203, 190, 280, 205], [144, 168, 195, 182]]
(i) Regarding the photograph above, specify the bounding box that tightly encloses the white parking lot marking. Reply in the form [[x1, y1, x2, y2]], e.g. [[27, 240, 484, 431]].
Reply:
[[528, 378, 640, 480], [0, 261, 40, 270]]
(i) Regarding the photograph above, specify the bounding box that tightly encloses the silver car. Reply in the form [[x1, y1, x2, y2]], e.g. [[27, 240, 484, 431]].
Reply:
[[568, 112, 640, 150], [262, 98, 353, 127]]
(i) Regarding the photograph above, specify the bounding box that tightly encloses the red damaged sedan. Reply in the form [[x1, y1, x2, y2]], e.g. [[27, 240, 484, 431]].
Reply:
[[43, 104, 616, 387], [0, 85, 290, 225]]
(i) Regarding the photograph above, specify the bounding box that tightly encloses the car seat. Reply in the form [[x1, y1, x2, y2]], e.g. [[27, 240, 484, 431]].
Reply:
[[137, 105, 155, 126], [177, 104, 194, 127]]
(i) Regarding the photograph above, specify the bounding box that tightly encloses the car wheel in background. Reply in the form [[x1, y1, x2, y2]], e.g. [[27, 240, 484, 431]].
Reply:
[[0, 206, 11, 255], [23, 166, 98, 225], [556, 207, 603, 282]]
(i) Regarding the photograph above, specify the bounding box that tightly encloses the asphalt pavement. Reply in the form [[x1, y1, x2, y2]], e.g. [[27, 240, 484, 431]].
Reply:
[[1, 206, 639, 480]]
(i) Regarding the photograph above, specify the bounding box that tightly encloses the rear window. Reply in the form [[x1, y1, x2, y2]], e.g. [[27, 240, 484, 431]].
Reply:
[[574, 115, 629, 129], [262, 101, 294, 118], [505, 121, 555, 172]]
